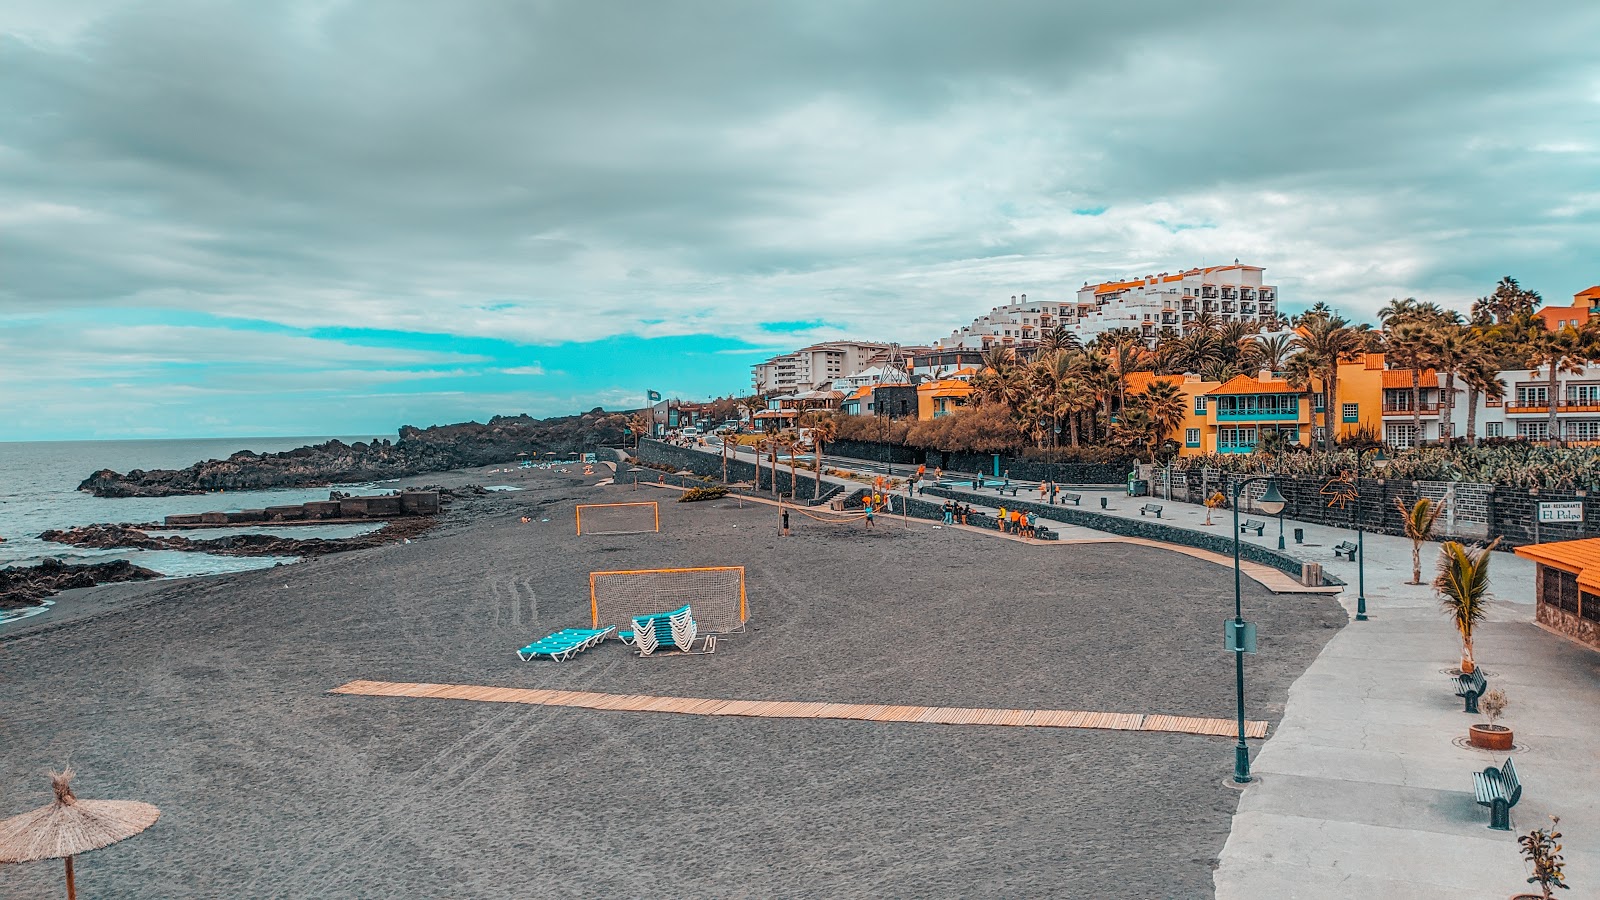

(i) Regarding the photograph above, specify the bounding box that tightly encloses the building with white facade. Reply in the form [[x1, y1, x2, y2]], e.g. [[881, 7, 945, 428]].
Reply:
[[751, 341, 900, 395], [1379, 366, 1600, 448], [933, 264, 1281, 353]]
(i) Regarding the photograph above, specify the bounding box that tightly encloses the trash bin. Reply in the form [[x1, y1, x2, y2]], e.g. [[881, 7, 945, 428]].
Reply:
[[1293, 527, 1305, 544], [1100, 497, 1108, 510], [1128, 480, 1149, 497]]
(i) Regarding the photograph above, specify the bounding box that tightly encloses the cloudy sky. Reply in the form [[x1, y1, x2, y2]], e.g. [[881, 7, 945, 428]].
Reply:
[[3, 1, 1597, 440]]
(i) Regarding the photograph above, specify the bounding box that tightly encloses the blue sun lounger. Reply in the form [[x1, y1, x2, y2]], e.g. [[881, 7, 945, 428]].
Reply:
[[516, 626, 616, 661], [620, 605, 708, 656]]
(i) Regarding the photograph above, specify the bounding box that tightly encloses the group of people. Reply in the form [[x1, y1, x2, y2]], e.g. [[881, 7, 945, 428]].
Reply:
[[995, 505, 1041, 538], [1036, 480, 1067, 504], [939, 500, 972, 525]]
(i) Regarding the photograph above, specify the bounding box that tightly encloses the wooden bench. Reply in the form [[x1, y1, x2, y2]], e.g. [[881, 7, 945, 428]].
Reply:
[[1241, 518, 1266, 536], [1140, 503, 1163, 518], [1455, 668, 1488, 714], [997, 486, 1019, 497], [1473, 757, 1522, 831], [1058, 492, 1081, 506], [1333, 540, 1359, 560]]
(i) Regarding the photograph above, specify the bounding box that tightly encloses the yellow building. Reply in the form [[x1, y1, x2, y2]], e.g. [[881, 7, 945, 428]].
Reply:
[[1309, 352, 1387, 445], [916, 373, 976, 419]]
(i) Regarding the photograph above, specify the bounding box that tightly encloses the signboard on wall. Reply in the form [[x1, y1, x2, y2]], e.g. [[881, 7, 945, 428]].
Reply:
[[1538, 501, 1585, 523]]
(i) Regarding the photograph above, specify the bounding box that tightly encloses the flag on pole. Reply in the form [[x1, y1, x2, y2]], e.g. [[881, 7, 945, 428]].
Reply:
[[647, 390, 662, 403]]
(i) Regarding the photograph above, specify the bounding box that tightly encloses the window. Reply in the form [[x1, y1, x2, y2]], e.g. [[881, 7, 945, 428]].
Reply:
[[1194, 396, 1207, 415], [1518, 420, 1549, 441], [1385, 423, 1418, 449], [1569, 384, 1600, 405], [1486, 422, 1503, 438], [1185, 428, 1201, 447], [1313, 394, 1325, 411], [1541, 568, 1580, 614], [1567, 420, 1600, 441], [1342, 403, 1360, 423], [1517, 385, 1549, 406]]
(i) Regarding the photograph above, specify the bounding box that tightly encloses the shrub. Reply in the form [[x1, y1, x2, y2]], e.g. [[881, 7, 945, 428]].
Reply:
[[678, 486, 729, 502]]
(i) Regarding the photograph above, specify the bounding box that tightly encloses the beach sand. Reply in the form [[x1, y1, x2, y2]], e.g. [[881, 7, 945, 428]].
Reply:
[[0, 460, 1345, 897]]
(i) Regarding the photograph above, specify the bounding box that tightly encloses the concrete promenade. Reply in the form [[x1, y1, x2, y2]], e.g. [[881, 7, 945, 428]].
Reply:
[[689, 442, 1600, 895]]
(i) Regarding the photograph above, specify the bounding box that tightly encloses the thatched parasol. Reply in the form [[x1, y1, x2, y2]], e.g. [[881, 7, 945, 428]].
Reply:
[[0, 769, 160, 899]]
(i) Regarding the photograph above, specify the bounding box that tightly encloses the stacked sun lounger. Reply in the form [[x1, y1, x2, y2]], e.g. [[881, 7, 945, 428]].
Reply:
[[620, 604, 697, 656], [516, 626, 616, 661]]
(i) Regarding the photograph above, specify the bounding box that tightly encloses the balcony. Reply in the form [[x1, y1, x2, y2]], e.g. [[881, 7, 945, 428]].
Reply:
[[1382, 402, 1440, 416], [1203, 300, 1218, 312], [1161, 314, 1177, 325], [1260, 291, 1276, 302], [1240, 304, 1256, 314], [1216, 410, 1300, 422], [1240, 289, 1255, 300], [1506, 400, 1600, 414], [1221, 303, 1236, 313], [1182, 300, 1195, 310]]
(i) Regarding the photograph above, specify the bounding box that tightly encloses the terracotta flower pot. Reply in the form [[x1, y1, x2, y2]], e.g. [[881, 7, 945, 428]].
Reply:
[[1470, 723, 1514, 750]]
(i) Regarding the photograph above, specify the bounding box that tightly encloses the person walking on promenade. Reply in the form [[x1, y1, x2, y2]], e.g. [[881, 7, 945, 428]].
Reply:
[[1039, 481, 1048, 501]]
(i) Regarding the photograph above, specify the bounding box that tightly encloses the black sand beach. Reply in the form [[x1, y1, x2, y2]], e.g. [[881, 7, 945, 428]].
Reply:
[[0, 462, 1344, 897]]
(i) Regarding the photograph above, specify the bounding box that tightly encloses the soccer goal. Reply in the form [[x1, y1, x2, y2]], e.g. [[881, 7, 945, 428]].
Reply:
[[575, 501, 660, 535], [590, 566, 747, 635]]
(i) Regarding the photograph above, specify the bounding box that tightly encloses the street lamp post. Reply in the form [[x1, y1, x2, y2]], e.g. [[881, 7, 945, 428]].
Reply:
[[1353, 446, 1385, 622], [1230, 475, 1286, 784]]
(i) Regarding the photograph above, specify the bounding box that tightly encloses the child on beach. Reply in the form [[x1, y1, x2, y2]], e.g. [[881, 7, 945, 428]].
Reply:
[[864, 503, 875, 527]]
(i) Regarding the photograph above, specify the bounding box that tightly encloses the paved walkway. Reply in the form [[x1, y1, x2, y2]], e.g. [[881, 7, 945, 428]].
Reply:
[[677, 444, 1600, 894], [330, 680, 1272, 737]]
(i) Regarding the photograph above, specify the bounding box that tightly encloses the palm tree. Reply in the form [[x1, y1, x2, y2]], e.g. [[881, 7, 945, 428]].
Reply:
[[1430, 326, 1472, 448], [1459, 350, 1505, 446], [1377, 297, 1421, 328], [1039, 325, 1081, 355], [1292, 312, 1366, 450], [629, 411, 653, 447], [1252, 333, 1294, 373], [807, 414, 837, 499], [1387, 321, 1437, 445], [1140, 379, 1187, 449], [1434, 539, 1501, 674], [1529, 326, 1588, 446], [1397, 496, 1445, 585]]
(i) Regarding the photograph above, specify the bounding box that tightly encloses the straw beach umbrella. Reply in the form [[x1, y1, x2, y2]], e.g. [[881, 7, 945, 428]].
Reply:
[[0, 768, 160, 899]]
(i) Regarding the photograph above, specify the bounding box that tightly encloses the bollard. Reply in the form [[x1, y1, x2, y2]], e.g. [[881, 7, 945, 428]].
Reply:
[[1294, 527, 1304, 544], [1100, 497, 1108, 510]]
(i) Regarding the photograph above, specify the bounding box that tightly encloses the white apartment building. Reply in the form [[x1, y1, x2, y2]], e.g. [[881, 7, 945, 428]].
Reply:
[[933, 264, 1280, 352], [1382, 366, 1600, 448], [751, 341, 898, 395]]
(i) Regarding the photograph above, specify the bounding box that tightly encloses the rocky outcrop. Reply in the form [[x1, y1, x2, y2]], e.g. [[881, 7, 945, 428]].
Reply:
[[40, 517, 438, 559], [1, 559, 162, 610], [78, 410, 629, 497]]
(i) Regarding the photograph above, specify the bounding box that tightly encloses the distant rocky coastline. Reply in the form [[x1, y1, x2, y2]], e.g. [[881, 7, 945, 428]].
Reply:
[[1, 559, 161, 610], [41, 517, 439, 560], [78, 410, 628, 497]]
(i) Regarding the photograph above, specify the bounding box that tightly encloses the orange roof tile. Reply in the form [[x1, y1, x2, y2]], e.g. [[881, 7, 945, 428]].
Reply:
[[1575, 286, 1600, 301], [1515, 538, 1600, 594], [1205, 374, 1301, 395], [1125, 372, 1183, 393], [1382, 369, 1438, 389]]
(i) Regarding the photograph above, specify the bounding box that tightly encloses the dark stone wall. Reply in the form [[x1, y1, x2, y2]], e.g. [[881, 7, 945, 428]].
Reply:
[[633, 439, 826, 499], [825, 439, 1133, 485], [918, 485, 1339, 585]]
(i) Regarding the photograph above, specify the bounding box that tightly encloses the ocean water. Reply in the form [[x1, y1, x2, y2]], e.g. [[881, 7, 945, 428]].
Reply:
[[0, 436, 396, 577]]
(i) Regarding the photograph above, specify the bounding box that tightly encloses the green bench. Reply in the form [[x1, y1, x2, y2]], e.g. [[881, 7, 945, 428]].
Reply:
[[1455, 668, 1488, 713], [1241, 518, 1265, 536], [1139, 503, 1163, 518], [1473, 757, 1521, 831], [1333, 540, 1359, 560]]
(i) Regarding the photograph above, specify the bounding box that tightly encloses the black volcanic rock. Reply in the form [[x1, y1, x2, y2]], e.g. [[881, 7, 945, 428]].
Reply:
[[0, 558, 162, 609], [77, 410, 630, 497], [40, 518, 439, 559]]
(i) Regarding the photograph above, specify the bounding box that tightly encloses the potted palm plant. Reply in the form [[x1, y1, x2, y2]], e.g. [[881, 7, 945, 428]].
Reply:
[[1434, 538, 1501, 675], [1471, 688, 1514, 750]]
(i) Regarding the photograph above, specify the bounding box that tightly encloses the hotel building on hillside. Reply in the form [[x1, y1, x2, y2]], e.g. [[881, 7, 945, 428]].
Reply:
[[933, 263, 1282, 353], [751, 341, 902, 395], [1536, 286, 1600, 331]]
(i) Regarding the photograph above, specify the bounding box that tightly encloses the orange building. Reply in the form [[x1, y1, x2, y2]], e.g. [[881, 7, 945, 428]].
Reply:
[[1513, 537, 1600, 652], [1535, 286, 1600, 331]]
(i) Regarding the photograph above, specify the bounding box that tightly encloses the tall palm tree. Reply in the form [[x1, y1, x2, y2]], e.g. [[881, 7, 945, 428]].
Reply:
[[1397, 496, 1445, 585], [1377, 297, 1421, 328], [1140, 379, 1187, 449], [1039, 325, 1081, 355], [1251, 333, 1294, 374], [806, 413, 837, 499], [1292, 312, 1366, 450], [1434, 539, 1501, 675], [1430, 325, 1472, 448], [1459, 350, 1505, 446], [1387, 321, 1437, 445], [1529, 326, 1588, 446]]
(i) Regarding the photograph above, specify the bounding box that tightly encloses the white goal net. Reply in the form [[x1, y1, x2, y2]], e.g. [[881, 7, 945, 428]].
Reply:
[[575, 501, 660, 535], [590, 566, 747, 635]]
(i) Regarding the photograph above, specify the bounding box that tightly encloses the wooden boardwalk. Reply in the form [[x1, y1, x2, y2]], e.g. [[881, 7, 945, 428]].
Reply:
[[330, 680, 1270, 739]]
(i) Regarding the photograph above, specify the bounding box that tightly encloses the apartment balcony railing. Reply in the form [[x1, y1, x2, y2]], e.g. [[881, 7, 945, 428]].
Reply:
[[1217, 441, 1256, 454], [1240, 304, 1256, 314], [1181, 300, 1195, 310], [1260, 291, 1276, 302], [1203, 300, 1218, 311], [1382, 402, 1440, 415], [1202, 289, 1218, 298], [1221, 303, 1236, 312], [1216, 409, 1301, 422], [1507, 400, 1600, 414], [1221, 289, 1237, 299], [1161, 314, 1177, 325]]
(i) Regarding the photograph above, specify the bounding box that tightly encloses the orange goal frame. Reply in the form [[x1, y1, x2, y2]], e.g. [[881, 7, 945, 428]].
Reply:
[[588, 565, 747, 633], [575, 501, 660, 535]]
